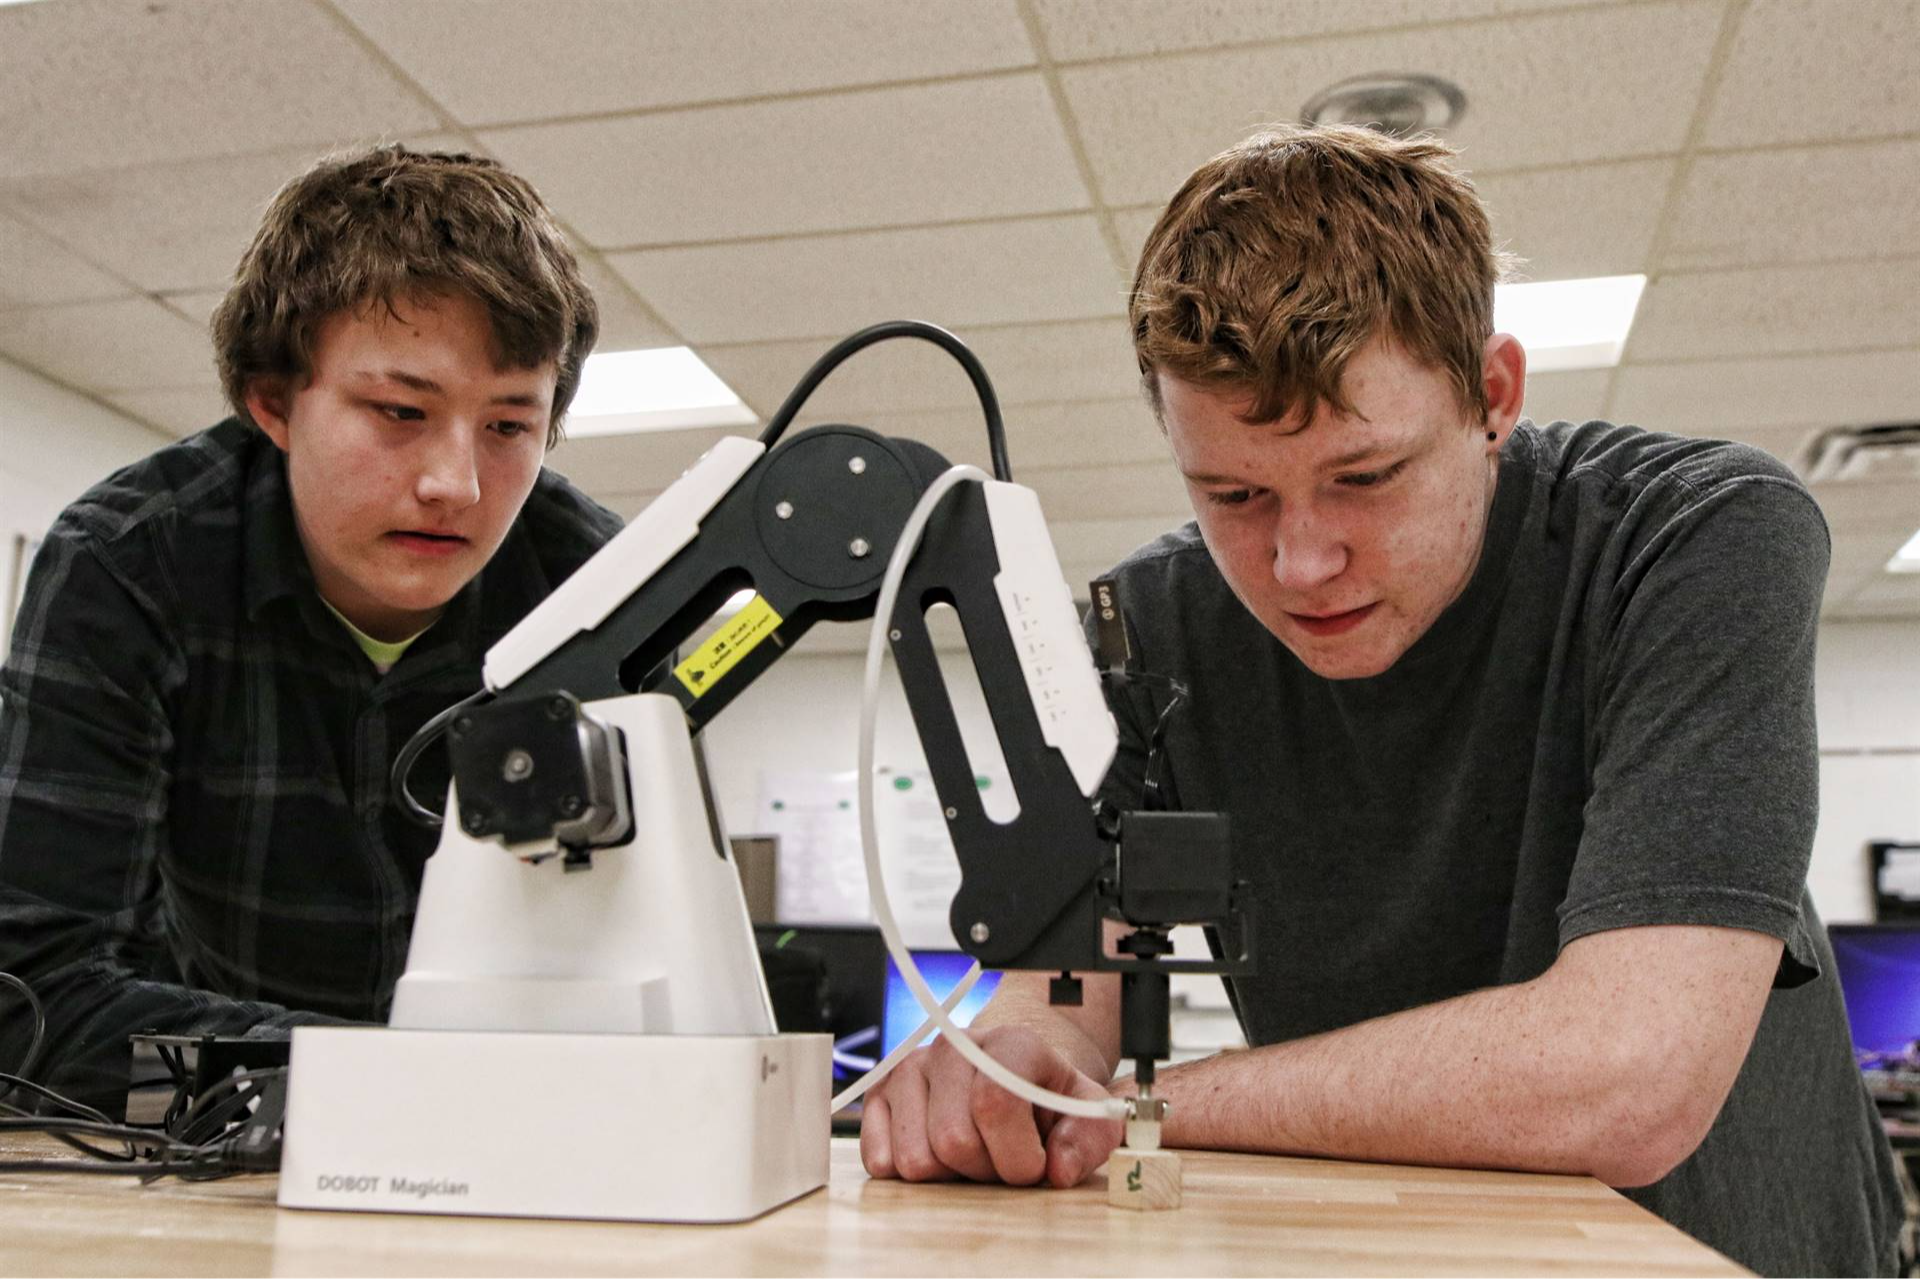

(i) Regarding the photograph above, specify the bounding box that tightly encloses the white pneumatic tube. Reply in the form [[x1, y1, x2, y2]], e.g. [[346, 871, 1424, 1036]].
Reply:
[[838, 464, 1127, 1124]]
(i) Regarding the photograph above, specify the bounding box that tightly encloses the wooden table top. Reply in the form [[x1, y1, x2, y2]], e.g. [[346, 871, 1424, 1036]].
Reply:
[[0, 1134, 1745, 1277]]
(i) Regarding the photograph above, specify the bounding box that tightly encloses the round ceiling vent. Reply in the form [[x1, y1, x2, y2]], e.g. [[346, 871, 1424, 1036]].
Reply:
[[1300, 73, 1467, 136]]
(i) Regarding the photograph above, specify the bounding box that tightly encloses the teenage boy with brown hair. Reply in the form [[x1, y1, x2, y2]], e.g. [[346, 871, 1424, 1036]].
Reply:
[[0, 145, 623, 1109], [862, 125, 1900, 1277]]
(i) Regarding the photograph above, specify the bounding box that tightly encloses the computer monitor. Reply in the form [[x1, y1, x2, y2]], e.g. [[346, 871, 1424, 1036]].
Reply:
[[1828, 923, 1920, 1057], [880, 949, 1003, 1060]]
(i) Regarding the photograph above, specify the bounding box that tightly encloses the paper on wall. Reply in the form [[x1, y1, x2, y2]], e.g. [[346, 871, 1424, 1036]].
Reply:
[[751, 765, 1011, 948]]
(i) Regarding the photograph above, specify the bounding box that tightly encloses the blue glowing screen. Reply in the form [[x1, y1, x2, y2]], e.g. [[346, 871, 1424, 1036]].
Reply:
[[1830, 925, 1920, 1056], [881, 950, 1003, 1059]]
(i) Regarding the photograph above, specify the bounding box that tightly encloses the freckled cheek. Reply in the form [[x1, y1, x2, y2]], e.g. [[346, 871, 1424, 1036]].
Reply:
[[1200, 518, 1273, 581]]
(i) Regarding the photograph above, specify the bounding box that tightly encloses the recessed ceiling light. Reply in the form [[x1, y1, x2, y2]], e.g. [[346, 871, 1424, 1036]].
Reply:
[[1494, 275, 1647, 373], [1888, 528, 1920, 575], [565, 347, 756, 438]]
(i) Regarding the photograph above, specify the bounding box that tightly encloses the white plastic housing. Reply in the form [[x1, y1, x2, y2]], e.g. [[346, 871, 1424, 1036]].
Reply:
[[484, 436, 765, 691], [277, 1027, 829, 1222], [981, 481, 1118, 797], [389, 692, 774, 1036]]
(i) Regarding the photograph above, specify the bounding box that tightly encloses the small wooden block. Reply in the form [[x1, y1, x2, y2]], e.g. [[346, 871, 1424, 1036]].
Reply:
[[1107, 1148, 1182, 1210]]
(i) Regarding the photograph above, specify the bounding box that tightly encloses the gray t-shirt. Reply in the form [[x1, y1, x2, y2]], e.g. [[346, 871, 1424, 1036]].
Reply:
[[1096, 419, 1901, 1277]]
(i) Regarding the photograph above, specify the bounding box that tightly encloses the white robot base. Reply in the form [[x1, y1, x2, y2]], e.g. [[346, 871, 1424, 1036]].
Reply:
[[277, 1026, 831, 1223]]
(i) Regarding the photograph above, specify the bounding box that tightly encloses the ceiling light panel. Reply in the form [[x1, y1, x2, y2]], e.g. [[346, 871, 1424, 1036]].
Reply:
[[566, 347, 756, 437]]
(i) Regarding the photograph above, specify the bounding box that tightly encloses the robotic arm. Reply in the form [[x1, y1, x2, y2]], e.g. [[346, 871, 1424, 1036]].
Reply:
[[394, 322, 1251, 1135]]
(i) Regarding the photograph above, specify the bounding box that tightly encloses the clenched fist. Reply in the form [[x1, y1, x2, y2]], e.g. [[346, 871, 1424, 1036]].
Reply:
[[859, 1023, 1123, 1187]]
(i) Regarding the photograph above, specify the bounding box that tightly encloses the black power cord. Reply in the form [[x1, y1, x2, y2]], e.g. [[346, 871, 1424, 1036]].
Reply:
[[757, 319, 1012, 482], [392, 686, 491, 829], [0, 970, 46, 1108], [1099, 669, 1189, 812], [0, 969, 286, 1181]]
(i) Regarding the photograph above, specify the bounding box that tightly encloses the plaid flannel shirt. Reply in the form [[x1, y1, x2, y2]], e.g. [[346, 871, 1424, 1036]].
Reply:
[[0, 419, 621, 1106]]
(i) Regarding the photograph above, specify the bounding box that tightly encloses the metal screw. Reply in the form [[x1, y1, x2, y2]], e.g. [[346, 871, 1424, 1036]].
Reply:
[[849, 537, 871, 558], [462, 807, 487, 834], [848, 456, 867, 475], [557, 795, 584, 818], [775, 501, 794, 520], [889, 628, 902, 641], [547, 696, 572, 721], [451, 716, 473, 738], [944, 806, 958, 820], [502, 749, 535, 783], [970, 922, 991, 944]]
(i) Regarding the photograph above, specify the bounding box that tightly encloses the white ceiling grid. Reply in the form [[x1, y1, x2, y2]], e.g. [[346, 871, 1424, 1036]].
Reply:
[[0, 0, 1912, 621]]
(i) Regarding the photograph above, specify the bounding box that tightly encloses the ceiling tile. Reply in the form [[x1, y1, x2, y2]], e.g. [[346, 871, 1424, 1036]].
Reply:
[[1662, 141, 1920, 272], [1061, 1, 1720, 207], [608, 218, 1126, 345], [576, 255, 678, 352], [1702, 0, 1920, 149], [107, 387, 232, 438], [481, 76, 1088, 249], [1725, 424, 1821, 469], [551, 397, 1175, 518], [0, 209, 129, 309], [1016, 399, 1170, 472], [0, 0, 441, 181], [1474, 159, 1674, 280], [1043, 515, 1191, 570], [2, 136, 467, 294], [1627, 259, 1920, 363], [1839, 571, 1920, 616], [790, 397, 1171, 475], [544, 427, 732, 505], [161, 291, 229, 329], [1522, 369, 1614, 425], [1116, 159, 1673, 284], [697, 320, 1140, 418], [1828, 531, 1908, 583], [0, 298, 215, 393], [1024, 459, 1190, 522], [334, 0, 1033, 125], [1032, 0, 1594, 61], [1821, 532, 1895, 615], [1613, 350, 1920, 438], [1807, 479, 1920, 536]]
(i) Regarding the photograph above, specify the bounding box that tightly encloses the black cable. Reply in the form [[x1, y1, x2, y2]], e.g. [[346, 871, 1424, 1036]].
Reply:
[[0, 1116, 192, 1151], [169, 1068, 285, 1147], [0, 1160, 212, 1178], [0, 971, 45, 1105], [0, 1067, 290, 1183], [391, 686, 491, 828], [0, 1073, 120, 1128], [1099, 670, 1188, 811], [756, 320, 1011, 483]]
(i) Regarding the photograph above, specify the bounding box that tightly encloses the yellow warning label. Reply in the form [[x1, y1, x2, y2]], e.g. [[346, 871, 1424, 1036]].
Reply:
[[674, 595, 783, 698]]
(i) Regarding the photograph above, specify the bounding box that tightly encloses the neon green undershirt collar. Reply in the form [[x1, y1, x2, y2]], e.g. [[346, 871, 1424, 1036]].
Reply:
[[319, 596, 431, 672]]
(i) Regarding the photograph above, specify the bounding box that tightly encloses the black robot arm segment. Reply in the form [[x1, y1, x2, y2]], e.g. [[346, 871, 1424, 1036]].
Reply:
[[503, 425, 952, 731], [882, 481, 1112, 971]]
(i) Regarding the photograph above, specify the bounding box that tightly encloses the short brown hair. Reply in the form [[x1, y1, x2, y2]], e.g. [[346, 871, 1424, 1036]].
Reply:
[[213, 144, 596, 447], [1130, 124, 1515, 426]]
